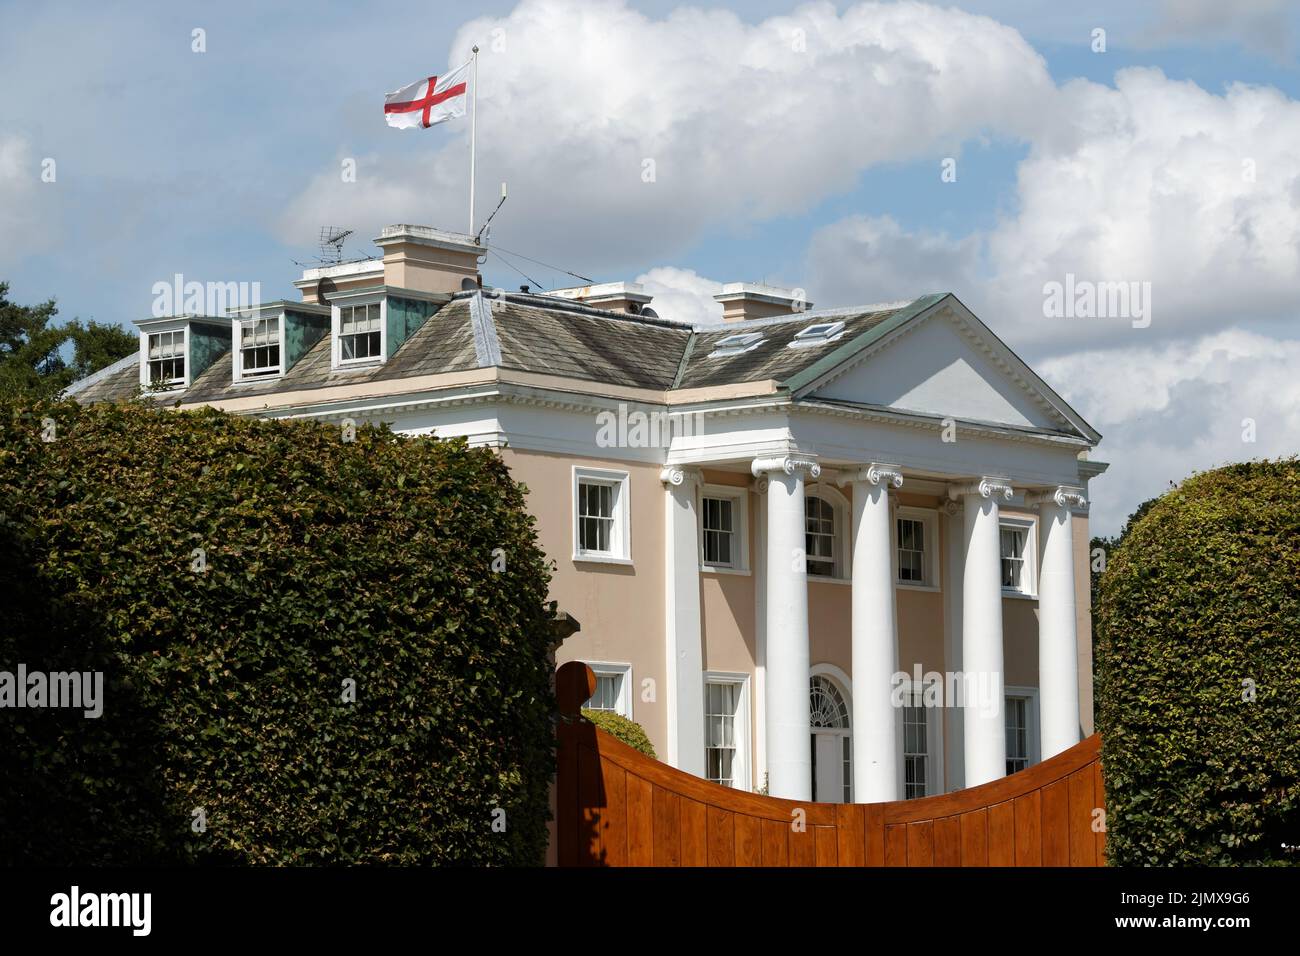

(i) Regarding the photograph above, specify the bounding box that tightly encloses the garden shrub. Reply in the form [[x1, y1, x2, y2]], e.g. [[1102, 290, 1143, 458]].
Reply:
[[1095, 459, 1300, 865], [0, 398, 555, 865], [580, 708, 656, 758]]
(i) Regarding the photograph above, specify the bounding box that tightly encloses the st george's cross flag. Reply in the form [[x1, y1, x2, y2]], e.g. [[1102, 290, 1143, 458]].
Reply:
[[384, 61, 469, 129]]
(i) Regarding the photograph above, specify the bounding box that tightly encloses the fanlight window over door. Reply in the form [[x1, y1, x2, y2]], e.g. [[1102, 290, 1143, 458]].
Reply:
[[810, 675, 851, 803]]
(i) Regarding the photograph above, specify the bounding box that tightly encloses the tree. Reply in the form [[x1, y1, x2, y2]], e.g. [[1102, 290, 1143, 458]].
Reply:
[[1089, 494, 1161, 616], [0, 282, 137, 400], [1094, 460, 1300, 864]]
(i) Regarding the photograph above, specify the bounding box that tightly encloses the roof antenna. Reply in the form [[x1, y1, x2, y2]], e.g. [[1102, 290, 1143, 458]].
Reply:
[[476, 182, 507, 246], [318, 227, 353, 264]]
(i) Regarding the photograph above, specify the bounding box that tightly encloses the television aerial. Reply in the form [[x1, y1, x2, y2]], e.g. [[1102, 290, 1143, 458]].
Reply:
[[318, 226, 353, 264]]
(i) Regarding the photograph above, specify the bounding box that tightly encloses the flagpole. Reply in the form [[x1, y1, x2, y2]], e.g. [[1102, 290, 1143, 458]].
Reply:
[[469, 45, 479, 236]]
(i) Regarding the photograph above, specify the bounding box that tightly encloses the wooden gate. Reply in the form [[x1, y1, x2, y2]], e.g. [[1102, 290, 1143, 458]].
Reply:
[[555, 661, 1105, 866]]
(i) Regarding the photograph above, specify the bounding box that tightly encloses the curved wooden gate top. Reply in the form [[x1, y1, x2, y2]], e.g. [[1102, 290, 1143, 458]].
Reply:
[[555, 661, 1105, 866]]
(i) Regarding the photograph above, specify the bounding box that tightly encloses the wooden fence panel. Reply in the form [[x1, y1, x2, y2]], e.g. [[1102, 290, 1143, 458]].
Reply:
[[680, 798, 707, 867], [554, 661, 1105, 868]]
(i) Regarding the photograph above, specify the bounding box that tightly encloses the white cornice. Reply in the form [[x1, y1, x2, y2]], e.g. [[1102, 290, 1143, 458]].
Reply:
[[792, 399, 1092, 450]]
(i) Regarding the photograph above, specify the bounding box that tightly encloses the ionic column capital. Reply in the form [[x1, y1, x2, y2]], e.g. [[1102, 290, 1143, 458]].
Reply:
[[1026, 486, 1088, 511], [948, 477, 1015, 502], [751, 455, 821, 480], [837, 462, 904, 489], [659, 465, 701, 489]]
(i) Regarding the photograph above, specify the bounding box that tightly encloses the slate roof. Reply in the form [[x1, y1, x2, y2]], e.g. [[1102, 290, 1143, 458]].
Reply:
[[64, 352, 142, 403], [489, 297, 690, 389], [674, 301, 920, 390], [69, 289, 1091, 437], [77, 290, 921, 404], [178, 299, 481, 404]]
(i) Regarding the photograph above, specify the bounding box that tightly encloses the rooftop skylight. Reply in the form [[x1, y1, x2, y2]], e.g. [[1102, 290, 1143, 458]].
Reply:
[[788, 320, 846, 348], [707, 331, 764, 358]]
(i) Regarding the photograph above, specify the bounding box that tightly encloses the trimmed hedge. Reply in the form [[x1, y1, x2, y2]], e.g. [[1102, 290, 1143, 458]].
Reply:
[[1095, 460, 1300, 865], [581, 709, 656, 758], [0, 399, 555, 865]]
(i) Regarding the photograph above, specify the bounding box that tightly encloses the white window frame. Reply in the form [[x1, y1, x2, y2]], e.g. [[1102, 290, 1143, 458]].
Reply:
[[894, 506, 939, 591], [810, 664, 853, 803], [895, 677, 945, 798], [572, 467, 632, 564], [233, 312, 285, 382], [804, 485, 850, 582], [331, 295, 387, 368], [703, 671, 751, 792], [699, 484, 749, 573], [788, 320, 846, 349], [138, 322, 190, 390], [707, 332, 764, 358], [1003, 686, 1041, 775], [999, 516, 1038, 597], [583, 661, 633, 719]]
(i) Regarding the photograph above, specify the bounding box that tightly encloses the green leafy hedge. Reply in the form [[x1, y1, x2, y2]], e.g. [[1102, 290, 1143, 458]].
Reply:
[[0, 399, 555, 865], [1095, 459, 1300, 865], [580, 708, 657, 758]]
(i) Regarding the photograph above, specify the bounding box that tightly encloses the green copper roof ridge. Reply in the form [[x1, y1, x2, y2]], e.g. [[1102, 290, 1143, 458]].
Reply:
[[781, 293, 948, 395], [670, 333, 698, 389]]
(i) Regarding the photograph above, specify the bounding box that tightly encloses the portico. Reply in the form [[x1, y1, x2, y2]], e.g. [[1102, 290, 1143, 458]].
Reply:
[[668, 446, 1092, 803]]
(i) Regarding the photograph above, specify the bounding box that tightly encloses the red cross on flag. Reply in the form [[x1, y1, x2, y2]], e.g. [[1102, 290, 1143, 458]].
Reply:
[[384, 61, 470, 129]]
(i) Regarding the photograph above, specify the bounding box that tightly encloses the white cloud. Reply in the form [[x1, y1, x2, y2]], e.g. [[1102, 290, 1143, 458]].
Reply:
[[0, 135, 61, 268], [806, 214, 983, 309], [1040, 329, 1300, 534], [985, 68, 1300, 353], [635, 266, 723, 325], [277, 0, 1056, 268], [806, 66, 1300, 357], [1144, 0, 1296, 62]]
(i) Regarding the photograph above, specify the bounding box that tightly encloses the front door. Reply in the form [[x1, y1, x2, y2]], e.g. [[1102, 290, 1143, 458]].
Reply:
[[810, 675, 851, 802], [812, 732, 844, 803]]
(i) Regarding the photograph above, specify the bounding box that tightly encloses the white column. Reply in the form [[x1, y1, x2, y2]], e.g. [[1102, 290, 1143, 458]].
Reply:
[[1030, 486, 1087, 760], [752, 477, 769, 789], [950, 477, 1013, 787], [941, 499, 965, 792], [662, 466, 704, 776], [752, 455, 819, 801], [842, 464, 903, 802]]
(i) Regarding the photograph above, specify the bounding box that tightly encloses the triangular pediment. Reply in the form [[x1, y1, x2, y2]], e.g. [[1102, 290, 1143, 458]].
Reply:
[[801, 297, 1096, 439]]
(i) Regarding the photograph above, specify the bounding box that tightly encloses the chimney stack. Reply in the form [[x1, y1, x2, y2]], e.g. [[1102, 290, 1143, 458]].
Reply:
[[546, 281, 653, 315], [373, 225, 486, 295], [713, 282, 812, 323]]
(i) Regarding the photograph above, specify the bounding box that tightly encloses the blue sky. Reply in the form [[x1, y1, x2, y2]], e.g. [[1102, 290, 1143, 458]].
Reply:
[[3, 0, 1299, 534]]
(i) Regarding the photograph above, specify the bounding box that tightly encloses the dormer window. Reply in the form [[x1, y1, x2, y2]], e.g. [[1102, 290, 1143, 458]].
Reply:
[[789, 321, 845, 348], [236, 316, 282, 379], [707, 332, 764, 358], [146, 330, 186, 386], [136, 316, 228, 391], [339, 303, 382, 363]]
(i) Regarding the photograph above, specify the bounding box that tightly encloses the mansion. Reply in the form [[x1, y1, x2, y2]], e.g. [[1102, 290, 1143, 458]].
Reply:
[[68, 224, 1106, 806]]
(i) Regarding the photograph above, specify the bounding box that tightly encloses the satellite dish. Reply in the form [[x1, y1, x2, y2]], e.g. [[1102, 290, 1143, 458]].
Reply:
[[461, 277, 479, 291], [639, 307, 658, 318]]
